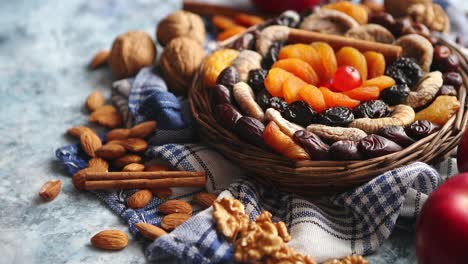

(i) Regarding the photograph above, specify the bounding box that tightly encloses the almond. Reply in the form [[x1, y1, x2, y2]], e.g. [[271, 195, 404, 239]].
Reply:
[[159, 200, 192, 215], [90, 50, 110, 69], [39, 180, 62, 201], [145, 164, 170, 171], [161, 213, 191, 231], [80, 131, 102, 157], [129, 121, 157, 138], [90, 105, 117, 121], [127, 190, 153, 209], [120, 138, 148, 153], [106, 128, 131, 142], [194, 192, 217, 208], [135, 223, 167, 240], [123, 163, 145, 172], [67, 126, 93, 138], [88, 158, 109, 171], [86, 90, 105, 112], [95, 144, 126, 160], [90, 230, 128, 250], [94, 112, 122, 129], [151, 188, 172, 199], [113, 154, 142, 169], [72, 168, 88, 190]]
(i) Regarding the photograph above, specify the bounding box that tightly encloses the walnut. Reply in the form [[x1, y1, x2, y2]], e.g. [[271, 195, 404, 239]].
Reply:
[[383, 0, 431, 18], [323, 255, 368, 264], [407, 3, 450, 33], [156, 11, 206, 46], [213, 197, 249, 241], [160, 37, 205, 95], [109, 30, 156, 79]]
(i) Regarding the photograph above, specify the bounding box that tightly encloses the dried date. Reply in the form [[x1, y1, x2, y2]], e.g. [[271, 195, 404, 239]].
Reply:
[[437, 85, 457, 96], [293, 130, 329, 160], [378, 125, 415, 147], [234, 116, 266, 148], [358, 134, 402, 158], [213, 84, 232, 105], [405, 120, 440, 140], [215, 103, 242, 130], [442, 72, 463, 90], [329, 140, 363, 161], [216, 66, 240, 89]]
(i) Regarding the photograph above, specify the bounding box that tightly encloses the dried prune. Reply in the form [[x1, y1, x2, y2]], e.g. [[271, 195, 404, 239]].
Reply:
[[262, 41, 284, 69], [380, 84, 410, 106], [269, 96, 289, 113], [358, 134, 402, 158], [234, 116, 265, 148], [213, 84, 232, 105], [216, 66, 240, 89], [385, 57, 423, 88], [256, 89, 272, 111], [283, 101, 318, 127], [389, 17, 412, 37], [215, 103, 242, 130], [405, 120, 440, 140], [378, 125, 415, 147], [248, 69, 268, 93], [232, 32, 255, 51], [353, 100, 389, 119], [443, 72, 463, 90], [317, 107, 354, 127], [293, 130, 330, 160], [329, 140, 363, 161], [437, 85, 457, 96], [432, 45, 460, 73]]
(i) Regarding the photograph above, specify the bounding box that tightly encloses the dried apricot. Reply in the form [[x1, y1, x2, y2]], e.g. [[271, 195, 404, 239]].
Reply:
[[298, 85, 327, 112], [212, 15, 237, 30], [343, 86, 380, 101], [282, 75, 307, 103], [278, 44, 325, 81], [203, 49, 239, 87], [415, 95, 460, 126], [234, 13, 264, 27], [310, 42, 338, 81], [217, 26, 246, 41], [363, 76, 395, 91], [322, 2, 368, 24], [319, 87, 360, 108], [264, 68, 294, 97], [336, 47, 368, 81], [272, 59, 319, 85], [364, 51, 386, 79], [263, 121, 310, 161]]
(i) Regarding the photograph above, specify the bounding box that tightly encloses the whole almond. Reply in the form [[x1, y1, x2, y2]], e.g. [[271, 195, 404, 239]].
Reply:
[[120, 138, 148, 153], [88, 158, 109, 171], [89, 105, 117, 121], [90, 50, 110, 69], [80, 131, 102, 157], [127, 190, 153, 209], [106, 128, 131, 142], [135, 223, 167, 240], [161, 213, 191, 231], [94, 112, 122, 129], [194, 192, 217, 208], [95, 144, 126, 160], [86, 91, 105, 112], [67, 126, 93, 138], [113, 154, 142, 169], [151, 188, 172, 199], [145, 164, 170, 172], [39, 180, 62, 201], [129, 121, 157, 138], [90, 230, 128, 250], [72, 168, 88, 190], [123, 163, 145, 172], [159, 200, 192, 215]]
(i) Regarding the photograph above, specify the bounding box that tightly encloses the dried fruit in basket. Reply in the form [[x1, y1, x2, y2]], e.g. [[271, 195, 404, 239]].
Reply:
[[283, 101, 318, 127], [298, 85, 327, 112], [336, 47, 368, 81], [216, 66, 240, 90], [282, 75, 308, 103], [213, 84, 233, 105], [215, 103, 242, 130], [310, 42, 337, 81], [263, 121, 310, 160], [385, 57, 423, 88], [380, 84, 410, 106], [378, 125, 416, 147], [329, 140, 363, 160], [278, 44, 325, 81], [272, 58, 319, 85], [364, 51, 386, 79], [405, 120, 440, 140], [331, 66, 362, 92], [317, 107, 355, 127], [235, 116, 266, 148], [363, 75, 395, 91], [358, 134, 402, 158], [353, 100, 389, 119], [264, 68, 293, 97], [319, 87, 360, 108], [343, 86, 380, 101], [234, 13, 264, 27], [414, 96, 460, 126], [322, 1, 369, 25], [203, 49, 239, 88], [293, 130, 330, 160], [248, 69, 267, 93]]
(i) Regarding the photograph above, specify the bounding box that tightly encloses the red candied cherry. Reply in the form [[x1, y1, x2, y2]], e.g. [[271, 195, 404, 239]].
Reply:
[[331, 66, 362, 92]]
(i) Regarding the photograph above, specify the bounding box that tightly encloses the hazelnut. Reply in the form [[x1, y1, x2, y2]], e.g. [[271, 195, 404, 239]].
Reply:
[[156, 11, 206, 46], [160, 37, 205, 95], [109, 31, 156, 79]]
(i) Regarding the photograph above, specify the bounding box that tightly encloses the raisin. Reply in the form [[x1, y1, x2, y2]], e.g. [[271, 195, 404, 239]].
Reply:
[[380, 84, 410, 106], [378, 125, 415, 147], [269, 97, 289, 113], [234, 116, 265, 148], [232, 32, 256, 51], [317, 107, 354, 127], [329, 140, 363, 161], [283, 101, 318, 127], [216, 66, 240, 89], [443, 72, 463, 90], [358, 134, 402, 158], [353, 100, 390, 119], [248, 69, 268, 93], [405, 120, 440, 140], [385, 57, 423, 88], [213, 84, 232, 105], [293, 130, 330, 160], [215, 103, 242, 130], [262, 41, 284, 69], [437, 85, 457, 96], [256, 89, 272, 111]]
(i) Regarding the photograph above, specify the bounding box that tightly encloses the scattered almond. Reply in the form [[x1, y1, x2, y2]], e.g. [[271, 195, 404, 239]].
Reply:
[[145, 164, 170, 171], [135, 222, 167, 240], [95, 144, 127, 160], [88, 158, 109, 171], [90, 50, 110, 69], [90, 230, 128, 250], [39, 180, 62, 201], [67, 126, 93, 138], [90, 105, 117, 121], [127, 190, 153, 209], [151, 188, 173, 199], [80, 131, 102, 157], [161, 213, 191, 231], [159, 200, 192, 215], [113, 154, 142, 169], [86, 90, 105, 112], [129, 121, 157, 138], [72, 168, 88, 190], [95, 112, 122, 129], [119, 138, 148, 153], [123, 163, 145, 172], [194, 192, 217, 208], [106, 128, 131, 142]]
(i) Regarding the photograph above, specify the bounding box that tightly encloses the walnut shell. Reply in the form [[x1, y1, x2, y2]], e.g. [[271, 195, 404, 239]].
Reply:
[[160, 37, 205, 95], [156, 11, 206, 46], [384, 0, 431, 17], [109, 31, 156, 79]]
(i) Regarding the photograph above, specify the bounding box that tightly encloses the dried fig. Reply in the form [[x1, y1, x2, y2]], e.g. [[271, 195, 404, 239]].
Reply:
[[300, 9, 359, 35], [345, 24, 395, 44]]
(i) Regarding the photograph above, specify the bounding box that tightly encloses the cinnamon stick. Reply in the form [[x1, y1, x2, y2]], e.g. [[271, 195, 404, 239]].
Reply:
[[182, 0, 269, 19], [84, 171, 205, 181], [84, 177, 206, 190]]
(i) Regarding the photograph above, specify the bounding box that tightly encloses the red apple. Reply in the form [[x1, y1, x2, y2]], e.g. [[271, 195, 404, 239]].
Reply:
[[252, 0, 321, 13], [457, 129, 468, 172], [416, 173, 468, 264]]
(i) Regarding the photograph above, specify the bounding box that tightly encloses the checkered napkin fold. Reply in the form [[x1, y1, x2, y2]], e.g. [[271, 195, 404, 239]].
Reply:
[[56, 67, 458, 263]]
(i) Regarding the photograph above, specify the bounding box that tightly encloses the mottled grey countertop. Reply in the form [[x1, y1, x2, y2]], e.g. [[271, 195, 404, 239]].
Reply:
[[0, 0, 430, 263]]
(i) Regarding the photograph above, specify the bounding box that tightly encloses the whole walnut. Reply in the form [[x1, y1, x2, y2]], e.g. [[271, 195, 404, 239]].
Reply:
[[109, 30, 156, 79], [384, 0, 431, 17], [160, 37, 205, 95], [156, 11, 206, 46]]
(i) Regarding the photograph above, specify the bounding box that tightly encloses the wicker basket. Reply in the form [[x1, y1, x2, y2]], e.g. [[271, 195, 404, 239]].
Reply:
[[189, 31, 468, 196]]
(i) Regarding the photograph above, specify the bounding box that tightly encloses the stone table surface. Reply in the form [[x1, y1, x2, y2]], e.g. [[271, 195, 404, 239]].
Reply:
[[0, 0, 460, 263]]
